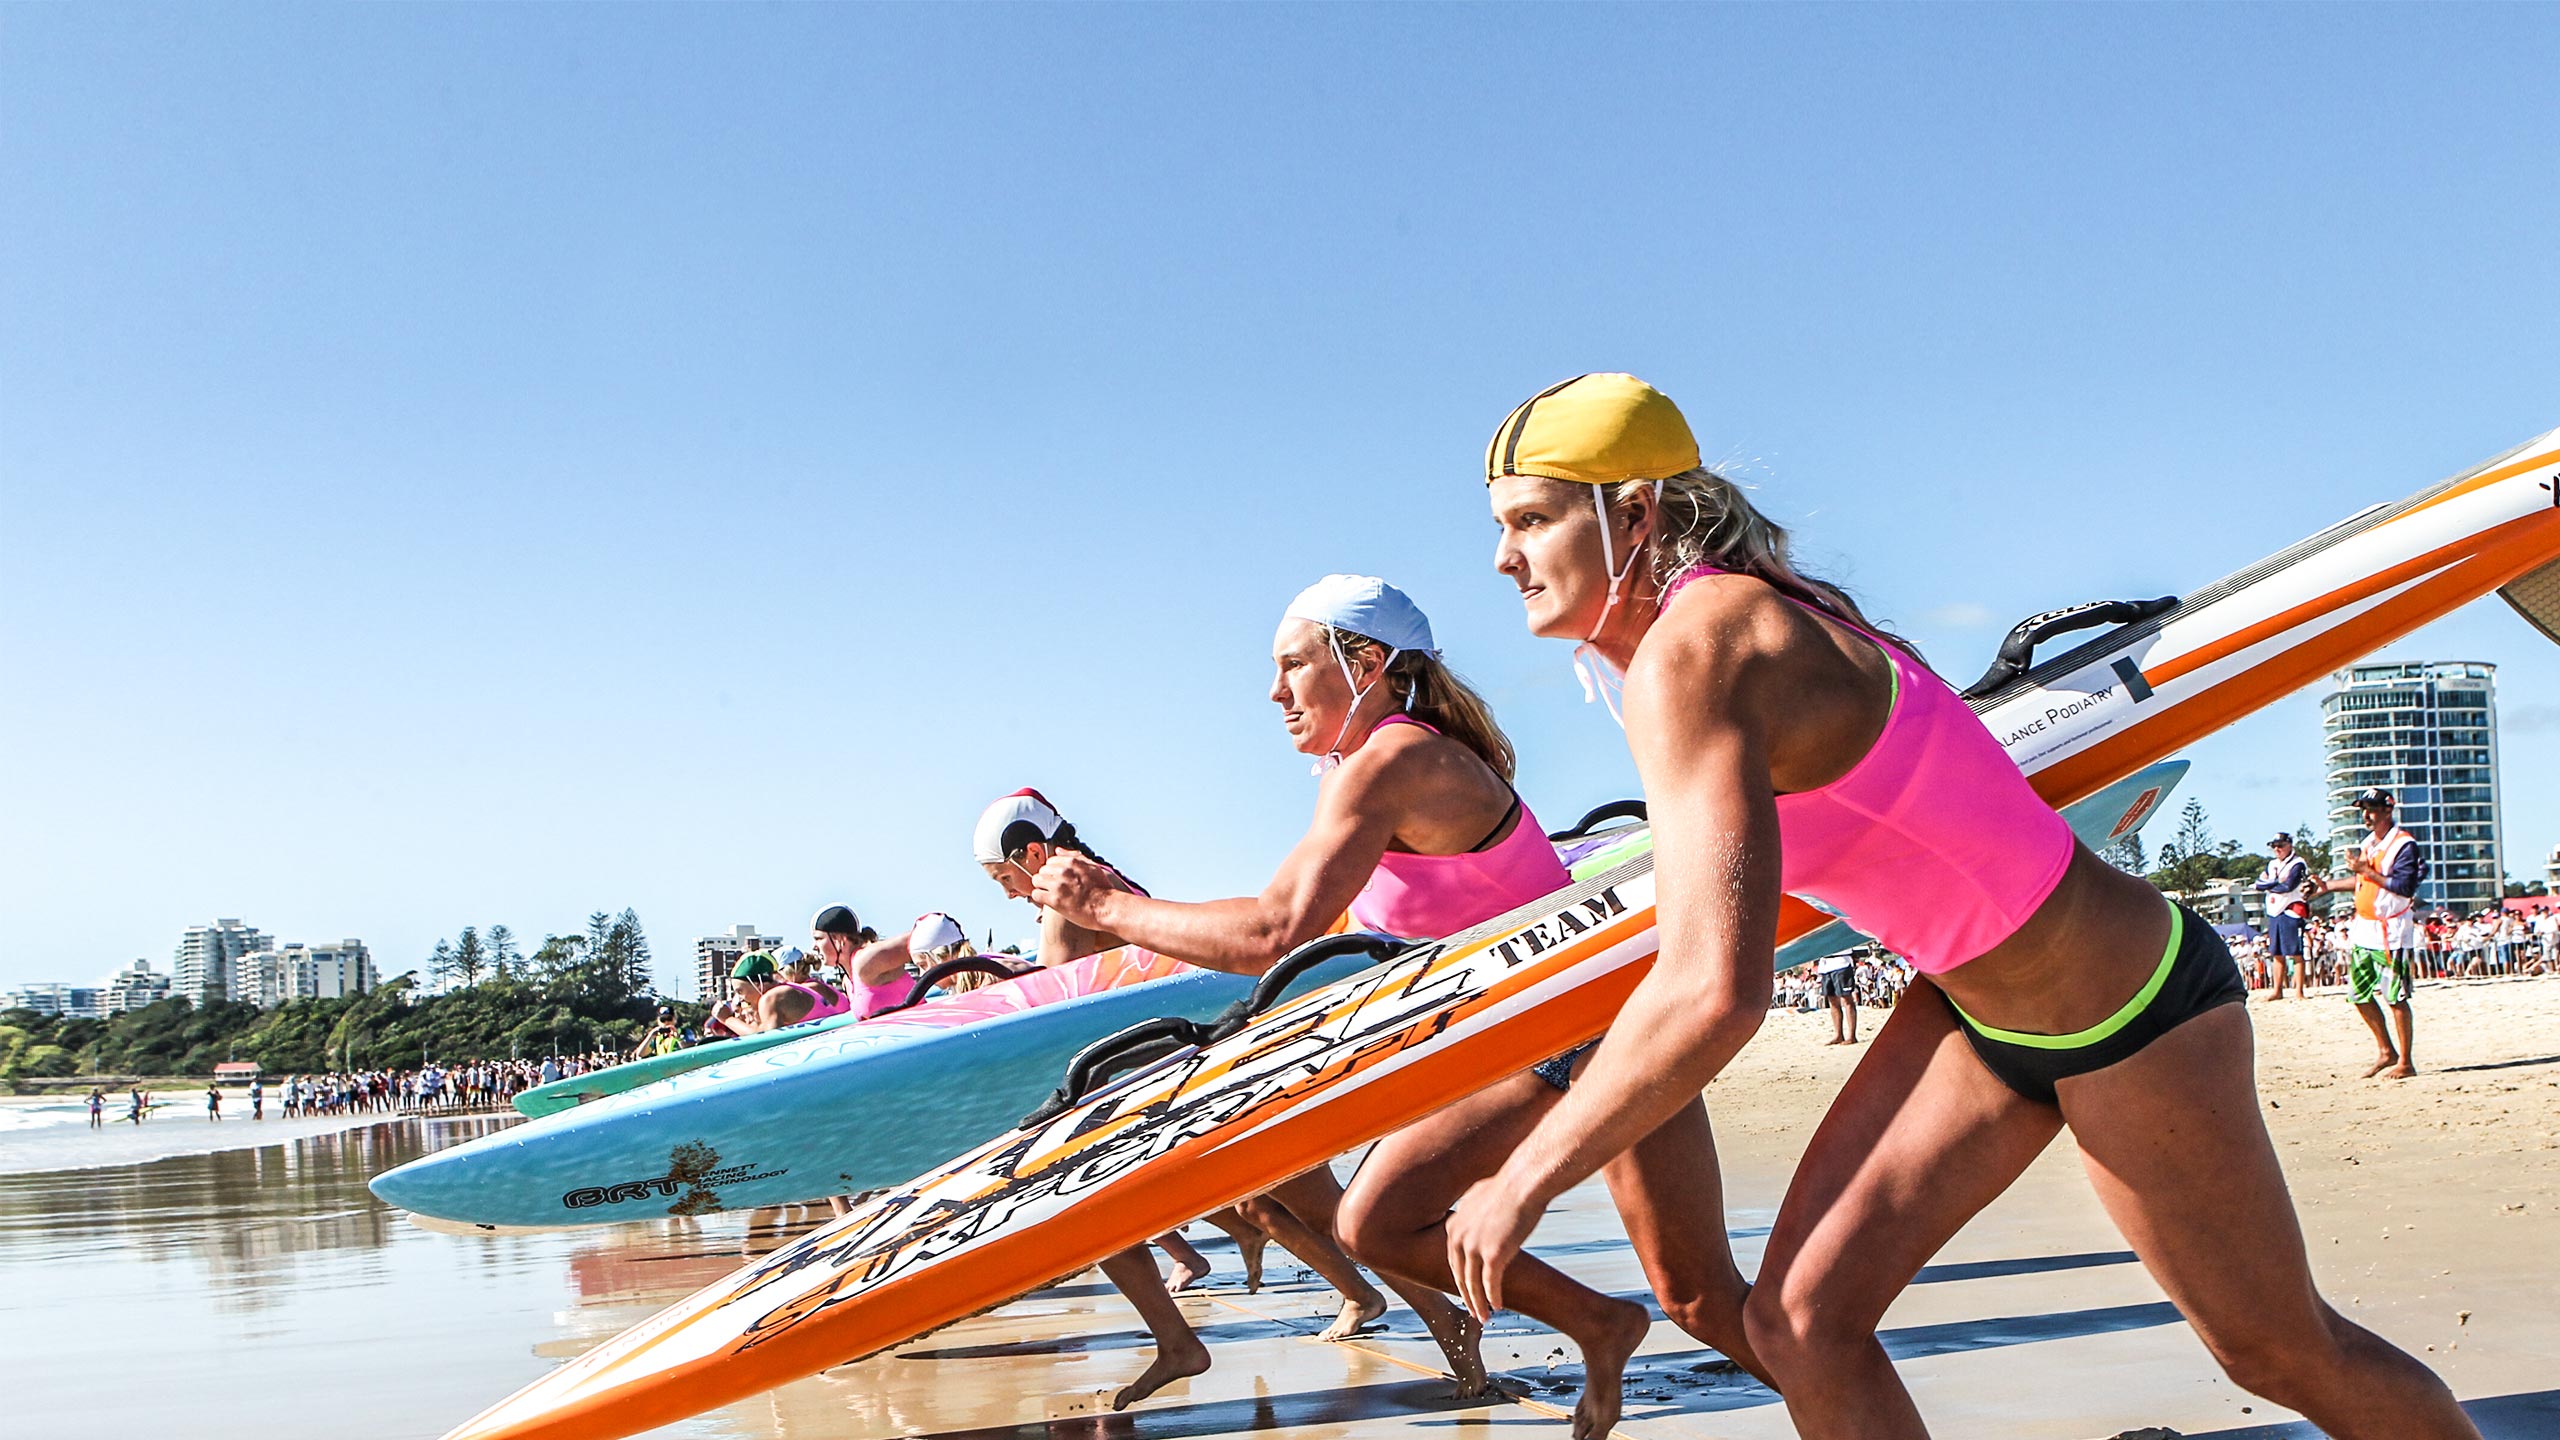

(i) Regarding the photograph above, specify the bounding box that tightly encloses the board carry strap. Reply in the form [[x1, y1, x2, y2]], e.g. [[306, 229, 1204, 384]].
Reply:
[[1546, 798, 1647, 842], [879, 956, 1036, 1015], [1019, 932, 1407, 1126], [1961, 595, 2178, 700]]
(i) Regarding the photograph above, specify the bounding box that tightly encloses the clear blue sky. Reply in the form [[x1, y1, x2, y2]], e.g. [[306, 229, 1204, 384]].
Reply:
[[3, 5, 2553, 994]]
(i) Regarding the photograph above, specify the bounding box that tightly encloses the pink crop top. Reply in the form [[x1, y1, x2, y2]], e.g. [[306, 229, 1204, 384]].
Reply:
[[1349, 716, 1573, 940], [1663, 565, 2074, 975], [841, 973, 907, 1021], [792, 979, 853, 1023]]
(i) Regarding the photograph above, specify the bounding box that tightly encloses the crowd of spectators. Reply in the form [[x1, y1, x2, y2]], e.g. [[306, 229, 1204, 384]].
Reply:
[[266, 1052, 628, 1118], [2234, 908, 2556, 992], [1773, 951, 1913, 1013]]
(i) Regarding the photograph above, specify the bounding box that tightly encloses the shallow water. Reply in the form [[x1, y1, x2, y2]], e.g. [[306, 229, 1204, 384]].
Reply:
[[0, 1116, 1693, 1440]]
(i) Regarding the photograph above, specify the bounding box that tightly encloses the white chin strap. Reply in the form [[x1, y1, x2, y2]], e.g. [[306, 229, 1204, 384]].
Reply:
[[1313, 629, 1402, 775], [1571, 483, 1656, 729]]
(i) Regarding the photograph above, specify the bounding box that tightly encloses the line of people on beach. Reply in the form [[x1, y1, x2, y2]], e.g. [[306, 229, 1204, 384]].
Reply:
[[2234, 911, 2554, 994]]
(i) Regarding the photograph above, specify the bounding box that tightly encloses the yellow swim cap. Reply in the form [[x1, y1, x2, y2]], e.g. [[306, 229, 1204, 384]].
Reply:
[[1484, 373, 1699, 487]]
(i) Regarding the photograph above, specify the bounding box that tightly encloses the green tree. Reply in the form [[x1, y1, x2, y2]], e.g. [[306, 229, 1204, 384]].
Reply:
[[2101, 831, 2147, 875], [2290, 823, 2336, 876], [610, 909, 654, 1001], [531, 933, 584, 984], [451, 927, 488, 990], [487, 924, 521, 980], [428, 938, 457, 990]]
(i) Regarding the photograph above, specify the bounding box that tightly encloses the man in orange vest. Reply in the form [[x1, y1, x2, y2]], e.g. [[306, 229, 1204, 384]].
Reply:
[[2315, 787, 2426, 1078]]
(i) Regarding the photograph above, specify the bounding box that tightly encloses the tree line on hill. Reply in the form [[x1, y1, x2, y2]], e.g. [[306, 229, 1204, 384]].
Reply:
[[0, 908, 698, 1085]]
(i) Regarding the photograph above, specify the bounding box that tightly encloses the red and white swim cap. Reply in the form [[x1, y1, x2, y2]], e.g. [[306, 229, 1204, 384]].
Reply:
[[972, 788, 1066, 865]]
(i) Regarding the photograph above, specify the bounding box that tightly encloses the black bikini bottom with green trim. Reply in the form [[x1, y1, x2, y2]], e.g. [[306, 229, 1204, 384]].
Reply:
[[1945, 901, 2244, 1106]]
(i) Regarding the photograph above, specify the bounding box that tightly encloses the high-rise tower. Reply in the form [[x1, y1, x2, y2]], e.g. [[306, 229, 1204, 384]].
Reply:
[[2321, 661, 2504, 914]]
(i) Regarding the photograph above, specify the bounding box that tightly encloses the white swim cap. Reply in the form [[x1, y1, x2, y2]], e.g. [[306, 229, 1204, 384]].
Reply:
[[972, 788, 1067, 865], [1281, 576, 1439, 773], [1282, 574, 1437, 655], [911, 912, 968, 954]]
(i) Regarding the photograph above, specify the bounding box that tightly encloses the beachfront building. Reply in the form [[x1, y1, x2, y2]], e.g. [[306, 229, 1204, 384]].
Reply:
[[102, 960, 173, 1014], [694, 924, 782, 1005], [2176, 876, 2267, 930], [241, 940, 376, 1007], [2321, 661, 2504, 914], [291, 940, 374, 1001], [2, 983, 105, 1020], [174, 919, 273, 1006]]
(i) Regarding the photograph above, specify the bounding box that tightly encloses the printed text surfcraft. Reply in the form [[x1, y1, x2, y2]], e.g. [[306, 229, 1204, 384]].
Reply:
[[1998, 683, 2118, 748], [1489, 887, 1630, 968]]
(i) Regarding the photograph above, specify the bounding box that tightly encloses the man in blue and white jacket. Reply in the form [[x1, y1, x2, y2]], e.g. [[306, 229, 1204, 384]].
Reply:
[[2254, 832, 2314, 999]]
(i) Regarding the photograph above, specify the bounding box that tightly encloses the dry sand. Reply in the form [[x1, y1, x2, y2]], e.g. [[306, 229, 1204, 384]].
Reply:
[[675, 975, 2559, 1439]]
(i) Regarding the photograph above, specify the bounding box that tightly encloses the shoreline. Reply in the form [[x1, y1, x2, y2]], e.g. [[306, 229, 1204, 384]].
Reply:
[[0, 1098, 519, 1176]]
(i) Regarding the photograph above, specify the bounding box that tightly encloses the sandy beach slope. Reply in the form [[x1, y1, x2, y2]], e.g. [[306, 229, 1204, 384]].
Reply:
[[711, 975, 2558, 1439]]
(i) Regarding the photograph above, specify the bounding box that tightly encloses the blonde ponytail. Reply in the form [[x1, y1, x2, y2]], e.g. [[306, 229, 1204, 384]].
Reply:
[[1319, 629, 1519, 781], [1617, 467, 1922, 661]]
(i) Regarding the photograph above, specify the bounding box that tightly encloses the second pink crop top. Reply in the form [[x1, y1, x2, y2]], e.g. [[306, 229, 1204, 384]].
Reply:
[[1349, 716, 1572, 941]]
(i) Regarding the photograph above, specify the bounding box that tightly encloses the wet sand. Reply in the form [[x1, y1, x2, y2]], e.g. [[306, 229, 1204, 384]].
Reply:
[[7, 977, 2554, 1439]]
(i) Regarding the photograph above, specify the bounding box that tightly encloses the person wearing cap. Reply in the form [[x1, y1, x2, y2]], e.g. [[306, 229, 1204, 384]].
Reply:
[[1033, 574, 1753, 1424], [777, 946, 854, 1018], [972, 789, 1148, 967], [806, 904, 927, 1021], [714, 950, 848, 1035], [628, 1005, 686, 1060], [2253, 832, 2316, 999], [2314, 788, 2428, 1078], [1445, 374, 2470, 1439]]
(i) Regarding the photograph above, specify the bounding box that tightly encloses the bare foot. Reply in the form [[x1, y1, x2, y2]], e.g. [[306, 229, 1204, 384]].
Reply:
[[1166, 1255, 1210, 1293], [1427, 1303, 1496, 1399], [1570, 1298, 1651, 1439], [1319, 1290, 1389, 1341], [2361, 1054, 2401, 1079], [1237, 1233, 1267, 1294], [1112, 1339, 1210, 1411], [2386, 1062, 2417, 1079]]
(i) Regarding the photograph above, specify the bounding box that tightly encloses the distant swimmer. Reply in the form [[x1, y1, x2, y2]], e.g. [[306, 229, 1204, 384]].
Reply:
[[1033, 575, 1741, 1420], [206, 1084, 222, 1122], [1446, 373, 2476, 1440], [87, 1088, 103, 1128], [249, 1076, 264, 1120]]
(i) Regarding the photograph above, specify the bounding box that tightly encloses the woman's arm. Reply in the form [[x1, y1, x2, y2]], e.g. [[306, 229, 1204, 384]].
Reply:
[[1037, 902, 1127, 968], [850, 934, 915, 988], [1446, 606, 1789, 1319], [1032, 748, 1414, 974]]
